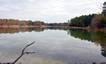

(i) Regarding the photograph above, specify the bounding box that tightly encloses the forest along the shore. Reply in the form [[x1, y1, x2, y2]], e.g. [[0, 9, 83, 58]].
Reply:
[[67, 1, 106, 31], [0, 19, 68, 28]]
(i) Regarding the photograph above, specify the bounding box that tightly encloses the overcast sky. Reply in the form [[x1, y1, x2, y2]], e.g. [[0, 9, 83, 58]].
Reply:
[[0, 0, 105, 23]]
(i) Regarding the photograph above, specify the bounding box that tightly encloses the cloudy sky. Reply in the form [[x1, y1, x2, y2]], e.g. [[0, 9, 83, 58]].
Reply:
[[0, 0, 105, 23]]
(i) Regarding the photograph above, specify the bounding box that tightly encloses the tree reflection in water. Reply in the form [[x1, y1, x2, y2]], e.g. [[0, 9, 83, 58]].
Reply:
[[67, 29, 106, 58], [0, 27, 67, 34], [101, 46, 106, 57]]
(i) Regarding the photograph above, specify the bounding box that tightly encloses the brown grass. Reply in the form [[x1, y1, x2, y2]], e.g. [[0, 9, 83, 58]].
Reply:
[[0, 25, 20, 28]]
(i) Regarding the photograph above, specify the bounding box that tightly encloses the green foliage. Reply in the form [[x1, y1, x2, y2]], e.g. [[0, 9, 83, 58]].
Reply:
[[68, 29, 92, 41], [49, 23, 56, 26], [103, 2, 106, 5], [28, 22, 34, 25], [63, 22, 68, 26], [68, 14, 96, 27], [67, 29, 106, 44], [28, 28, 34, 31], [49, 23, 67, 26], [41, 22, 45, 25], [99, 17, 106, 28]]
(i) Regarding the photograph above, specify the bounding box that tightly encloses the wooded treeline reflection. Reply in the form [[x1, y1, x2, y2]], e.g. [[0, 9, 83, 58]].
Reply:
[[68, 29, 106, 58], [0, 27, 67, 34]]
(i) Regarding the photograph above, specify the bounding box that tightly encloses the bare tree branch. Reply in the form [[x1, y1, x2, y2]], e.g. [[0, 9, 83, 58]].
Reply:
[[97, 3, 103, 11], [12, 41, 35, 64], [97, 5, 102, 10], [22, 41, 35, 54]]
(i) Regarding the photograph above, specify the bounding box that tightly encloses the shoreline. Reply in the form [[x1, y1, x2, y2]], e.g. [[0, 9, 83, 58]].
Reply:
[[0, 25, 49, 28], [0, 25, 66, 28], [0, 25, 106, 32], [67, 26, 106, 32]]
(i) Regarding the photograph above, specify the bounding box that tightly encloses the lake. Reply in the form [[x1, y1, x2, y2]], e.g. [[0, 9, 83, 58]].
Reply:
[[0, 27, 106, 64]]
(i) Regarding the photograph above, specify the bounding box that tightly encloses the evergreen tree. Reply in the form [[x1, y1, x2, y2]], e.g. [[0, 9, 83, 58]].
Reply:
[[100, 17, 106, 28], [68, 14, 96, 27], [102, 1, 106, 17]]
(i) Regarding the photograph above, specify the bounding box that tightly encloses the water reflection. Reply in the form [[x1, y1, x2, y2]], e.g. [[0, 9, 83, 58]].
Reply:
[[0, 28, 106, 64], [67, 29, 106, 58], [0, 27, 67, 34]]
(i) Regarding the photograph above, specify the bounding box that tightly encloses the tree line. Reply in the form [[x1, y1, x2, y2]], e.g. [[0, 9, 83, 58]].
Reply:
[[0, 19, 68, 27], [68, 1, 106, 29], [68, 14, 96, 27]]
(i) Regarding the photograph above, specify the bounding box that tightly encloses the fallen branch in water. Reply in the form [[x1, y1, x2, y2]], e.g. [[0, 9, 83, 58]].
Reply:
[[12, 41, 35, 64]]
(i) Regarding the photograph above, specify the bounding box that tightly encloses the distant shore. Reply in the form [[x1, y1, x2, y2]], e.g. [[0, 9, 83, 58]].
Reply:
[[0, 25, 66, 28], [0, 25, 106, 32], [0, 25, 49, 28], [67, 26, 106, 32]]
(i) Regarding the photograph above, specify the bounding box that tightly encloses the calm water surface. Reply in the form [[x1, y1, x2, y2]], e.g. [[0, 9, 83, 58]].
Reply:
[[0, 28, 106, 64]]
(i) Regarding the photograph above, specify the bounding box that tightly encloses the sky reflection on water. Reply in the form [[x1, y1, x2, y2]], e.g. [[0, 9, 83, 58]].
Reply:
[[0, 29, 106, 64]]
